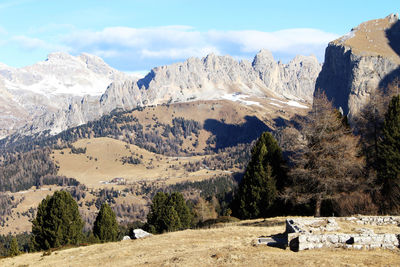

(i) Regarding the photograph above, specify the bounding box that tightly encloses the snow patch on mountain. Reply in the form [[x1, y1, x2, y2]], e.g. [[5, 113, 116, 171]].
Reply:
[[0, 52, 130, 96], [221, 93, 261, 106]]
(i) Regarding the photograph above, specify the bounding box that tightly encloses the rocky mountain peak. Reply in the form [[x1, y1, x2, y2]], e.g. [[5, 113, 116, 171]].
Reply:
[[0, 52, 131, 138], [387, 13, 399, 23], [252, 49, 275, 67], [46, 52, 74, 61], [290, 54, 318, 65]]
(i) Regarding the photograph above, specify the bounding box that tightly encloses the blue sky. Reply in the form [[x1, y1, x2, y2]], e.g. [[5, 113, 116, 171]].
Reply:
[[0, 0, 398, 72]]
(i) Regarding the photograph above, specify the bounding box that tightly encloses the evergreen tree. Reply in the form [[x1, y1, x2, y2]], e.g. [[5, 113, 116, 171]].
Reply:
[[356, 81, 400, 172], [8, 237, 20, 257], [146, 192, 192, 234], [31, 191, 84, 251], [377, 94, 400, 212], [93, 203, 119, 243], [168, 192, 193, 229], [233, 132, 285, 219], [146, 192, 168, 234]]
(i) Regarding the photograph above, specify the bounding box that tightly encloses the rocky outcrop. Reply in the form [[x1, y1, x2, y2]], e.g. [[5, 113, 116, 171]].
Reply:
[[316, 13, 400, 122]]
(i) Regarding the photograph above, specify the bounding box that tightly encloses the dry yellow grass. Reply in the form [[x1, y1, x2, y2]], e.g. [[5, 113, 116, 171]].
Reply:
[[0, 186, 65, 235], [52, 137, 230, 189], [333, 15, 400, 63], [51, 98, 308, 189], [1, 218, 399, 267]]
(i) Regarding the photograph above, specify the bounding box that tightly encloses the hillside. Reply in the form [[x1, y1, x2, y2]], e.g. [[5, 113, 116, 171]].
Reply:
[[0, 186, 66, 235], [52, 137, 233, 188], [1, 218, 399, 267], [332, 13, 400, 63], [1, 97, 303, 235]]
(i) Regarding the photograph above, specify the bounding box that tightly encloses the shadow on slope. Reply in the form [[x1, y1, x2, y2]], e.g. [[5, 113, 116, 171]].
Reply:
[[314, 45, 353, 114], [203, 115, 270, 151], [379, 19, 400, 89]]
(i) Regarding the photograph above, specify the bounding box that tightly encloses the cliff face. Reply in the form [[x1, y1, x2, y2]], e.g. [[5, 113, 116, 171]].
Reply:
[[18, 50, 321, 136], [316, 14, 400, 121]]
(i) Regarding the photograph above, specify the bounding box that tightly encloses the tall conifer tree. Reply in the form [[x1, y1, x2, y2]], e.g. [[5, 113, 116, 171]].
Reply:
[[233, 132, 285, 219], [8, 237, 20, 257], [288, 92, 364, 216], [377, 94, 400, 212], [93, 203, 119, 243], [31, 191, 83, 250]]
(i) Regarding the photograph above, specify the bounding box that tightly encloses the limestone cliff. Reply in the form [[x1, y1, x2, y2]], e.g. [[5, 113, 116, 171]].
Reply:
[[18, 50, 321, 136], [316, 13, 400, 121]]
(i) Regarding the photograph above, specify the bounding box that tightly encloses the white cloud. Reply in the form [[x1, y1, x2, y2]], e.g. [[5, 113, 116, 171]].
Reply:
[[5, 25, 340, 70], [63, 26, 338, 63], [11, 35, 70, 52], [206, 28, 338, 54], [140, 46, 219, 60]]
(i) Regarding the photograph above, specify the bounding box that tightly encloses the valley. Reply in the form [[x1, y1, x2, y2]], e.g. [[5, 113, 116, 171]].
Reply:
[[0, 97, 308, 236], [0, 9, 399, 265]]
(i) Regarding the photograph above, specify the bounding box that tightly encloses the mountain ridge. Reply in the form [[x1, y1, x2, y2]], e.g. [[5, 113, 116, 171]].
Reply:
[[2, 50, 320, 138], [0, 52, 132, 138]]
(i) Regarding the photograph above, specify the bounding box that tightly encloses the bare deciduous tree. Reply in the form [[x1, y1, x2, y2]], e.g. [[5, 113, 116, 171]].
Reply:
[[286, 91, 365, 216]]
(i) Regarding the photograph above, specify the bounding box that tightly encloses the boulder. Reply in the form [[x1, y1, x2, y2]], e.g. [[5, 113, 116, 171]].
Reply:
[[132, 229, 152, 239]]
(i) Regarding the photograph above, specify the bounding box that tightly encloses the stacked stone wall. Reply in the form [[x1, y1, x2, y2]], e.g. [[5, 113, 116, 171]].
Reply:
[[285, 216, 400, 251]]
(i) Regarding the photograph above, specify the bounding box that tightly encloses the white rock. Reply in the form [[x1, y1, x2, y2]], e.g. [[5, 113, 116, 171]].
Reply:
[[132, 229, 152, 239]]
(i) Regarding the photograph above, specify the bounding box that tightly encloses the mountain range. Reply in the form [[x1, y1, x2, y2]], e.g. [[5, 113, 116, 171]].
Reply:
[[0, 50, 320, 138], [0, 13, 399, 140]]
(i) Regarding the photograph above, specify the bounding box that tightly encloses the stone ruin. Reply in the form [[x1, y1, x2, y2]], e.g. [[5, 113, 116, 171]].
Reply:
[[258, 216, 400, 251]]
